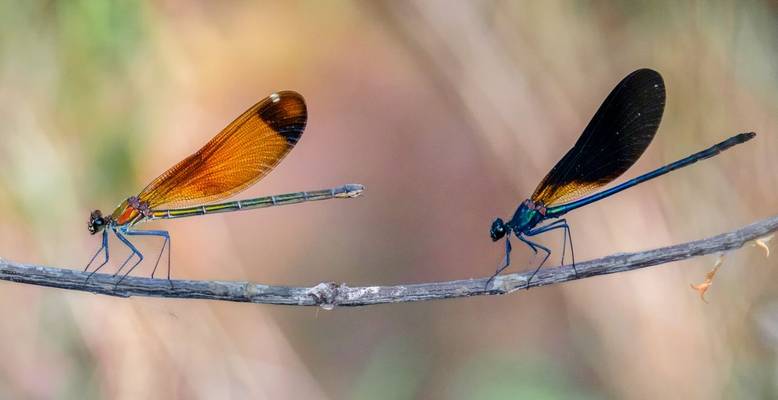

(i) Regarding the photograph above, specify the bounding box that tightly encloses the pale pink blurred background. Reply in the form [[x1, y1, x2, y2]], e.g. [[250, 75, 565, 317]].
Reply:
[[0, 1, 776, 399]]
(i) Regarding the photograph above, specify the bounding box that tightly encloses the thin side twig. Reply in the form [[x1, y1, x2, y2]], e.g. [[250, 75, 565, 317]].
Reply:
[[1, 215, 776, 307]]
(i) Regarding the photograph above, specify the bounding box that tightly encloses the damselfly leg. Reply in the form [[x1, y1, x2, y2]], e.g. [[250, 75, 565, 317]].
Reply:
[[84, 229, 110, 281], [527, 219, 577, 277], [124, 229, 172, 285]]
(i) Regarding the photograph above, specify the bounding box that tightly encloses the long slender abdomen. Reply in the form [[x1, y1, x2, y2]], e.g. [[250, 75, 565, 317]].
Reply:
[[547, 132, 755, 217], [147, 184, 364, 221]]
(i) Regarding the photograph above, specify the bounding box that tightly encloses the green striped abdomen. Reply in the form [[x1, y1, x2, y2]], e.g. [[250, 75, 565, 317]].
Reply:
[[147, 184, 364, 221]]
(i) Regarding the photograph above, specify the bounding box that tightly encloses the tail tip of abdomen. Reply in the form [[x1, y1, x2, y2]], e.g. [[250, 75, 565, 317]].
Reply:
[[336, 183, 365, 198], [739, 131, 757, 141]]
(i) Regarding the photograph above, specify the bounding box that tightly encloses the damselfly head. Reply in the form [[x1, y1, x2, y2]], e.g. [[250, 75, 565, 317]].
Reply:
[[490, 218, 507, 241], [88, 210, 107, 234]]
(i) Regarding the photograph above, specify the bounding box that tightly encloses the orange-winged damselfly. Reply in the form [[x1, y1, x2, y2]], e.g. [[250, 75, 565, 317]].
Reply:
[[85, 91, 364, 286]]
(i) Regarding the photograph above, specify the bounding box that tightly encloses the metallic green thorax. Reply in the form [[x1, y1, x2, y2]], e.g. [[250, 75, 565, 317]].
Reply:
[[508, 200, 547, 233]]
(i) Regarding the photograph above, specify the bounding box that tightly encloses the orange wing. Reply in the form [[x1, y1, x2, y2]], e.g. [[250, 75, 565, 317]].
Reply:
[[138, 91, 307, 209]]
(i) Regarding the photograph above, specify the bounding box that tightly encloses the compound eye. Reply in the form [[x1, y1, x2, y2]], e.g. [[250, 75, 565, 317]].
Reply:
[[490, 218, 507, 241], [88, 210, 106, 234]]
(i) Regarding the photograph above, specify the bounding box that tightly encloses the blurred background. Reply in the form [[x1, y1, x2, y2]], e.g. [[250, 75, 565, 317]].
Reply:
[[0, 1, 776, 398]]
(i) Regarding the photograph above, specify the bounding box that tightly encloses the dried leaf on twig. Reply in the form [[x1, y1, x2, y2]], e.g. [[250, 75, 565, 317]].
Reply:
[[752, 234, 773, 258], [690, 255, 724, 303]]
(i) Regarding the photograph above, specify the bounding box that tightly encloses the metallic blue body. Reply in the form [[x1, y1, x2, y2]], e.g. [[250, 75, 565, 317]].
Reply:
[[488, 132, 755, 288]]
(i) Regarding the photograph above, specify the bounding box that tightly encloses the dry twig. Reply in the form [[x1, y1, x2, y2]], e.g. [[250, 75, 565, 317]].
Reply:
[[1, 215, 776, 307]]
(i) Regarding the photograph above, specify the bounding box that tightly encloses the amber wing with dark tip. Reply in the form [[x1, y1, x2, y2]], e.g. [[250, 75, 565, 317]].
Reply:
[[137, 91, 307, 209], [531, 69, 665, 206]]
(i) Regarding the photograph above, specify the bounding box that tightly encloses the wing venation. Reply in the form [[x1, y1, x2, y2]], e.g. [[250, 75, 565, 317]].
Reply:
[[138, 91, 307, 209], [531, 69, 665, 206]]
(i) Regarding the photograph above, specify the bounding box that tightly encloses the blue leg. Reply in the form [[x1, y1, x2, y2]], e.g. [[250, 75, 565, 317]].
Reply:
[[562, 224, 573, 268], [527, 220, 567, 261], [113, 252, 137, 277], [486, 233, 513, 289], [124, 229, 172, 287], [85, 229, 110, 281], [518, 235, 551, 288], [113, 230, 144, 288], [522, 236, 539, 254], [527, 219, 577, 277]]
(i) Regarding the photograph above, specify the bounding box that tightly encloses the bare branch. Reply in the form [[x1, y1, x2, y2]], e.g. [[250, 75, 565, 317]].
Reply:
[[1, 215, 776, 307]]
